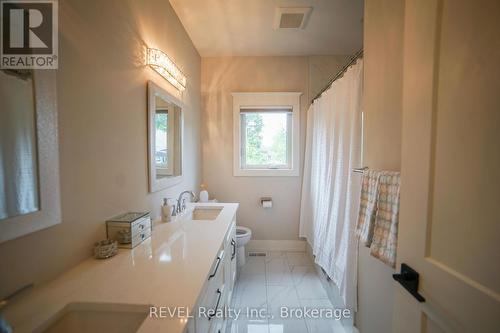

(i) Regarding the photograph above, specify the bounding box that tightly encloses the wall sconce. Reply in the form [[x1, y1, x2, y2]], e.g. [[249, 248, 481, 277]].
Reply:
[[147, 48, 187, 91]]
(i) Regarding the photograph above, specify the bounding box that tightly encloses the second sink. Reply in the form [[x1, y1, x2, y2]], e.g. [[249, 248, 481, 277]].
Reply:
[[190, 207, 223, 220]]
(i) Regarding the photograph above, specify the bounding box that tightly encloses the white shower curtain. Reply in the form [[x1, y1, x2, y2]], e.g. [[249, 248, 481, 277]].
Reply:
[[299, 59, 363, 310]]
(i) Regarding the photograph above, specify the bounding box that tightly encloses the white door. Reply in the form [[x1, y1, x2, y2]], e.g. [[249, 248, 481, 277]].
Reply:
[[394, 0, 500, 332]]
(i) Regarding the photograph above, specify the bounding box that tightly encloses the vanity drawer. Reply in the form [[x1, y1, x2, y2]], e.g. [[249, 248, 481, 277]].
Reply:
[[208, 249, 225, 283], [131, 226, 151, 248], [131, 217, 151, 235]]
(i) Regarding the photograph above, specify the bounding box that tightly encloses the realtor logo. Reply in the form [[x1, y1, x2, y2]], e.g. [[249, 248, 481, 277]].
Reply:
[[1, 0, 58, 69]]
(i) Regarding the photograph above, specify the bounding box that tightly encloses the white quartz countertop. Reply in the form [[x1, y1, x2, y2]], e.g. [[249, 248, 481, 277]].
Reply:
[[4, 202, 238, 333]]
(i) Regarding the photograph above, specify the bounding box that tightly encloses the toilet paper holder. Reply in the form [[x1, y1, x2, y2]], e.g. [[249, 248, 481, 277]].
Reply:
[[260, 197, 272, 208]]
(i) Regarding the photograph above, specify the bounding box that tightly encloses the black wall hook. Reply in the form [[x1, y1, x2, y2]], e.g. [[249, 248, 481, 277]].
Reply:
[[393, 263, 426, 302]]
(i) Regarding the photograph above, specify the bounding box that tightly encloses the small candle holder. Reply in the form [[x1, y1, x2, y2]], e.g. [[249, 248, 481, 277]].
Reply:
[[93, 239, 118, 259]]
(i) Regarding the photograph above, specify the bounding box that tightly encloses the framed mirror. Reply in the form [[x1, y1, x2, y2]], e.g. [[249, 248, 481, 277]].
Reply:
[[147, 81, 183, 192], [0, 69, 61, 243], [0, 69, 38, 219]]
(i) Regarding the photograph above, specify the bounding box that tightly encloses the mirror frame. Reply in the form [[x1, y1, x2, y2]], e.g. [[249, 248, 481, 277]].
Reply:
[[147, 81, 184, 192], [0, 70, 61, 243]]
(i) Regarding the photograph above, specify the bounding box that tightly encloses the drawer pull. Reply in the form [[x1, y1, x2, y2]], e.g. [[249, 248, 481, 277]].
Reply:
[[208, 287, 223, 321], [139, 224, 144, 229], [208, 251, 224, 280], [231, 239, 236, 260]]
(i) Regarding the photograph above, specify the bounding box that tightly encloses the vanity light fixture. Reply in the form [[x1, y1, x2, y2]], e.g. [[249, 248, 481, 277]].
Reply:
[[147, 48, 187, 91]]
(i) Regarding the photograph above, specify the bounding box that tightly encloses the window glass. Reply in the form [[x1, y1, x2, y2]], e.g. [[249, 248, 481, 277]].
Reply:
[[240, 109, 291, 169]]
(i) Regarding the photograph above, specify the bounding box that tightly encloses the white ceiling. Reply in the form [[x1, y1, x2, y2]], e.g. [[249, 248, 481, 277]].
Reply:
[[169, 0, 364, 57]]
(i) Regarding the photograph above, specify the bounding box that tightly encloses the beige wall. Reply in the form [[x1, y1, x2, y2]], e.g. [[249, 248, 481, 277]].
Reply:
[[0, 0, 201, 297], [201, 57, 307, 240], [356, 0, 405, 332], [308, 55, 351, 99], [201, 56, 346, 240]]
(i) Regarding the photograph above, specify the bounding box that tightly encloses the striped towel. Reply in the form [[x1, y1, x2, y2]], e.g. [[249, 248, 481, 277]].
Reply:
[[370, 171, 401, 267], [355, 170, 381, 246]]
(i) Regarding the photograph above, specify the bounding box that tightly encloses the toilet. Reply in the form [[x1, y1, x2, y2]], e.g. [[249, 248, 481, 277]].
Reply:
[[235, 226, 252, 267]]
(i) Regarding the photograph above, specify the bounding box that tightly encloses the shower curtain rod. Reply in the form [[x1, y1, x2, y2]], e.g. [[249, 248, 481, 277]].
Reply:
[[311, 49, 364, 103]]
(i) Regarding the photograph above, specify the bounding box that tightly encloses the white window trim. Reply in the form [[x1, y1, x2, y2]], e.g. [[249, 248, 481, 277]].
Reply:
[[232, 92, 301, 177]]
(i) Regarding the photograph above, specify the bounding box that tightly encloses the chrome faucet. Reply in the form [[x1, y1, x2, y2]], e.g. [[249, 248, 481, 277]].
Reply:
[[175, 190, 197, 215]]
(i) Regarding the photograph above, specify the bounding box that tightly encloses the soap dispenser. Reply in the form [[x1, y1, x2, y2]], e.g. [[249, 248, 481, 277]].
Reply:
[[199, 184, 209, 203], [161, 198, 172, 222]]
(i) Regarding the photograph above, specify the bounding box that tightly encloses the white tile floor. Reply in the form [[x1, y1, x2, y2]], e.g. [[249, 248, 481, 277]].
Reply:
[[227, 251, 348, 333]]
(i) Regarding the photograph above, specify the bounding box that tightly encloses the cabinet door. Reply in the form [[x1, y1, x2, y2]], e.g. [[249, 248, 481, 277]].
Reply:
[[196, 248, 225, 333], [224, 222, 237, 306], [229, 222, 237, 291]]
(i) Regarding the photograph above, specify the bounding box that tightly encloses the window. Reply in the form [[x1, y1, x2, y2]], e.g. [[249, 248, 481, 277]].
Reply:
[[233, 92, 301, 176], [240, 109, 292, 169]]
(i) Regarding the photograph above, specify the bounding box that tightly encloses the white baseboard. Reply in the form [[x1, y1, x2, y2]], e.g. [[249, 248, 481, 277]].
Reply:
[[246, 240, 306, 252]]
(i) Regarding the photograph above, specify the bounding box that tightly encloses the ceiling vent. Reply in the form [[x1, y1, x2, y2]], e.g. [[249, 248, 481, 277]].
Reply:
[[274, 7, 312, 30]]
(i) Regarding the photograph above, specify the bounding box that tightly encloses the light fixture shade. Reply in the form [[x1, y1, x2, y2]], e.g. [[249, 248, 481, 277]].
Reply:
[[147, 48, 187, 91]]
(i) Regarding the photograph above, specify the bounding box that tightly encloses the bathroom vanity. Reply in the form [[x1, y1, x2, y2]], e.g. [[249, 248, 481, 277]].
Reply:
[[4, 202, 238, 333]]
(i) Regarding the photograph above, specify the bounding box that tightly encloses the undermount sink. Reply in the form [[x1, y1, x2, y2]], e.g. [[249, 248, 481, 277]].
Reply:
[[37, 302, 149, 333], [190, 207, 223, 220]]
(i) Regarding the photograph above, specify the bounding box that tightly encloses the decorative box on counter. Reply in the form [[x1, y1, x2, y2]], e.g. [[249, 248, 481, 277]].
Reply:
[[106, 212, 152, 249]]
